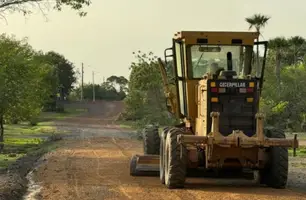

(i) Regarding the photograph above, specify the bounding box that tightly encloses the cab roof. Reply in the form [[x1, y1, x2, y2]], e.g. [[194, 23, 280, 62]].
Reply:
[[173, 31, 259, 45]]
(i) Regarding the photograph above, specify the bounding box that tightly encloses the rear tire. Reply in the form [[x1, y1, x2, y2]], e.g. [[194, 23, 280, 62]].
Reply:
[[143, 125, 160, 155], [260, 128, 288, 189], [164, 128, 187, 189], [160, 127, 170, 184]]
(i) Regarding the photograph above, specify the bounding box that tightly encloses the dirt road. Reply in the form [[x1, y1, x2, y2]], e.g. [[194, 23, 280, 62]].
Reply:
[[31, 101, 306, 200]]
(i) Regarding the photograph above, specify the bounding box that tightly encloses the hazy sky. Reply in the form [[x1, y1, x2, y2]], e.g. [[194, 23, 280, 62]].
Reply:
[[1, 0, 305, 85]]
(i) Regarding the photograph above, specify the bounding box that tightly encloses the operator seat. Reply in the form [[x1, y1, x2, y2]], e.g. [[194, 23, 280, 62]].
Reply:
[[219, 52, 237, 79], [209, 62, 224, 79]]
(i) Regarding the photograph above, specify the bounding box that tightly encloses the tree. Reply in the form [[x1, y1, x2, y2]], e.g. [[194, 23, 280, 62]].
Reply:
[[70, 75, 128, 101], [260, 36, 306, 131], [0, 0, 91, 17], [287, 36, 306, 65], [268, 37, 289, 88], [245, 13, 270, 35], [107, 75, 128, 93], [261, 62, 306, 130], [245, 13, 270, 77], [44, 51, 77, 98], [0, 34, 54, 148], [123, 51, 177, 127]]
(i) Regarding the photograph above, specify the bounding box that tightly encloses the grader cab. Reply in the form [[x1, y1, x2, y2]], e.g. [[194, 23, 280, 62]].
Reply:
[[130, 31, 299, 189]]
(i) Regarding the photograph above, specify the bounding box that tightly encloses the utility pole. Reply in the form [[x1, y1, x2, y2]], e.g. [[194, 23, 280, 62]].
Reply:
[[92, 71, 95, 102], [81, 63, 84, 101]]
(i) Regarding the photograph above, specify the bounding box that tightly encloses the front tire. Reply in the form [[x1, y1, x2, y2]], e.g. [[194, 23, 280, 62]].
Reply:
[[143, 125, 160, 155], [260, 128, 288, 189], [164, 128, 187, 189]]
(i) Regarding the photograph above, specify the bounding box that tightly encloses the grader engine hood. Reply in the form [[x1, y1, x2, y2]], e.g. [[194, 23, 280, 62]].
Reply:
[[208, 79, 258, 137]]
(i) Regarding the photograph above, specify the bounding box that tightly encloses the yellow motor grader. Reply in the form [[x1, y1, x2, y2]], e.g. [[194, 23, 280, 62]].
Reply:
[[129, 31, 299, 189]]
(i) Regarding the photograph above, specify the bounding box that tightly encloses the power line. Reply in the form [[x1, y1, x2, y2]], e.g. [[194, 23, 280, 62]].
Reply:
[[92, 71, 95, 102], [81, 62, 84, 101]]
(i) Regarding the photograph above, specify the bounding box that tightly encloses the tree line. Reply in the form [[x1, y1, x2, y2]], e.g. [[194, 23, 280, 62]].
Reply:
[[69, 75, 128, 101], [245, 13, 306, 131], [0, 0, 92, 149], [0, 34, 128, 147], [262, 36, 306, 131], [0, 34, 79, 144]]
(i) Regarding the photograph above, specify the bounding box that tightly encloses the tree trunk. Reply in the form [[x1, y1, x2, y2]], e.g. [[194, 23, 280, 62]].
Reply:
[[294, 46, 297, 65], [0, 114, 4, 151], [275, 50, 281, 95], [256, 38, 260, 77]]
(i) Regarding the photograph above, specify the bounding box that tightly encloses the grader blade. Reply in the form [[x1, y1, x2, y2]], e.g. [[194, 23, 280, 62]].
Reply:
[[130, 154, 160, 176]]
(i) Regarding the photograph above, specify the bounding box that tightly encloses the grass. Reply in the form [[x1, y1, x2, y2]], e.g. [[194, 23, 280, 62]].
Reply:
[[116, 120, 137, 129], [0, 138, 43, 169], [289, 146, 306, 157], [38, 108, 88, 123], [4, 124, 57, 137], [0, 108, 87, 171]]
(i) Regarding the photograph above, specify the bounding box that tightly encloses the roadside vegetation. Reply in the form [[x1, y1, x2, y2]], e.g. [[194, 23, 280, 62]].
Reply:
[[0, 33, 127, 176], [0, 109, 86, 171], [0, 1, 129, 173], [69, 75, 129, 101]]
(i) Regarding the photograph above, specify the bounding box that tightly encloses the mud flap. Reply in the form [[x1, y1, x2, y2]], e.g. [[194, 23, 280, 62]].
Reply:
[[130, 154, 160, 176]]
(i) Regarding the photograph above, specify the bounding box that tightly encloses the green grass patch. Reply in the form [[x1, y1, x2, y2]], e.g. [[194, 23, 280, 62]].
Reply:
[[4, 124, 56, 136], [0, 108, 80, 171], [289, 146, 306, 157], [0, 133, 62, 170], [296, 135, 306, 140], [0, 137, 43, 170], [0, 153, 25, 169], [0, 139, 60, 171], [116, 120, 137, 129], [38, 108, 88, 123]]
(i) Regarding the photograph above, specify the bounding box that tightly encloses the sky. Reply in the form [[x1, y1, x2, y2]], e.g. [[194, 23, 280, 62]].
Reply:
[[1, 0, 305, 85]]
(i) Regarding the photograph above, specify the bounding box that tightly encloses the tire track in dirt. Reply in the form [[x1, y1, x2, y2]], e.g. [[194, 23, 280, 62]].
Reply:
[[90, 142, 103, 179], [109, 137, 177, 200], [172, 190, 198, 200], [111, 137, 133, 158], [110, 137, 199, 200], [100, 138, 134, 200], [110, 137, 148, 200], [65, 149, 81, 199]]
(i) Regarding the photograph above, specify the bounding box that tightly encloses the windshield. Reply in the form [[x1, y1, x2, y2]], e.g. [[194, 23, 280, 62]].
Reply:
[[189, 45, 252, 78]]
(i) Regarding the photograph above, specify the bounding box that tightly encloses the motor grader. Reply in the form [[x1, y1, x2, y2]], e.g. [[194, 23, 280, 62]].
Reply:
[[129, 31, 299, 189]]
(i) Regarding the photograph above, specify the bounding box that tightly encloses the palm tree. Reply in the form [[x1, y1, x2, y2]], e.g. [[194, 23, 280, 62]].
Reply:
[[288, 36, 306, 65], [245, 14, 271, 77], [269, 37, 289, 88]]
